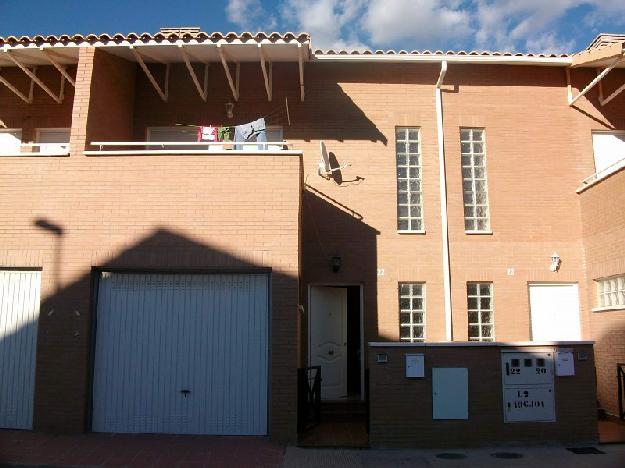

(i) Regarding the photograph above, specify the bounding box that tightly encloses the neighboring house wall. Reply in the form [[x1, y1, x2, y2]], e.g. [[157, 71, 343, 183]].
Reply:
[[580, 168, 625, 416], [0, 48, 302, 439]]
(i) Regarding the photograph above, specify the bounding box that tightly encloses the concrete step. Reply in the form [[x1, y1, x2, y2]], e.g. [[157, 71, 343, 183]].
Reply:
[[321, 400, 367, 422]]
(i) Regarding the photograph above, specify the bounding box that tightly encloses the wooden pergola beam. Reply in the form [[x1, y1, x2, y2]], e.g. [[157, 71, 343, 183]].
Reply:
[[298, 43, 305, 102], [130, 46, 169, 102], [0, 66, 34, 103], [258, 44, 272, 102], [41, 48, 75, 87], [179, 45, 208, 102], [217, 44, 239, 102], [2, 51, 63, 103]]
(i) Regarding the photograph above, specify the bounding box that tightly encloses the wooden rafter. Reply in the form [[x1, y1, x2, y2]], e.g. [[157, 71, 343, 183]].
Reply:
[[179, 45, 208, 102], [297, 43, 305, 102], [130, 46, 169, 102], [0, 66, 35, 103], [258, 44, 272, 102], [2, 51, 64, 103], [567, 53, 625, 106], [217, 44, 239, 101], [41, 48, 75, 87]]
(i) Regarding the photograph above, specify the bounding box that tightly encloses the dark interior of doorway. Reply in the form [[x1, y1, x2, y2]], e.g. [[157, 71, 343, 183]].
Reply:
[[346, 285, 361, 398]]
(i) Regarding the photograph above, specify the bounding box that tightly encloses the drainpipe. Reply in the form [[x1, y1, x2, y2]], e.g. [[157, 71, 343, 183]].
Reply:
[[435, 61, 453, 341]]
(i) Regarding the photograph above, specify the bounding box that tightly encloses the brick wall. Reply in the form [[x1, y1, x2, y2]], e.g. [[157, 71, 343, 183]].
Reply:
[[368, 344, 597, 448], [0, 49, 302, 440], [580, 168, 625, 416]]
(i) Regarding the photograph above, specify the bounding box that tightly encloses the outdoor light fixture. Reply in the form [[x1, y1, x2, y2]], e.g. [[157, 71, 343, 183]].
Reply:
[[549, 252, 561, 272], [225, 102, 234, 119], [331, 255, 341, 273]]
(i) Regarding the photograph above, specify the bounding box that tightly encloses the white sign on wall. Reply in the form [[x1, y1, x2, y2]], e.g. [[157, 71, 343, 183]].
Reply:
[[503, 386, 555, 422]]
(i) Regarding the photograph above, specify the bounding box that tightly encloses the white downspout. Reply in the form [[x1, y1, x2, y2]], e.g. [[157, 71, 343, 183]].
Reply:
[[436, 61, 453, 341]]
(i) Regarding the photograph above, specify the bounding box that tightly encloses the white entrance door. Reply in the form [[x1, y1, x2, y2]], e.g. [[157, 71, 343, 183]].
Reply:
[[92, 272, 269, 435], [0, 270, 41, 429], [529, 283, 581, 341], [310, 286, 347, 400]]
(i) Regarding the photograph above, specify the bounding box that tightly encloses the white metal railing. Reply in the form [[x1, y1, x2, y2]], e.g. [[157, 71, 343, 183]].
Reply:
[[579, 156, 625, 191], [0, 143, 70, 157], [87, 141, 295, 155]]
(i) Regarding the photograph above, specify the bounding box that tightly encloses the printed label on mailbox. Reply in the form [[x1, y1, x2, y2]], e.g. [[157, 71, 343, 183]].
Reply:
[[503, 386, 555, 422]]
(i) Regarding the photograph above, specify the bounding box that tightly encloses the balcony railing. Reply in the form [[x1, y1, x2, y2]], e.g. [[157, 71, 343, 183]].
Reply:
[[577, 156, 625, 192], [0, 143, 70, 157], [85, 141, 298, 156]]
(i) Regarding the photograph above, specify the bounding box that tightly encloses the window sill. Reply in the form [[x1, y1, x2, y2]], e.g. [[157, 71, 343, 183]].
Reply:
[[465, 230, 493, 235], [397, 230, 426, 235], [592, 305, 625, 313]]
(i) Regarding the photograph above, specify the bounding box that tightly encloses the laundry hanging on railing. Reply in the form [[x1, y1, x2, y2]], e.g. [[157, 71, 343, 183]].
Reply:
[[234, 118, 266, 150]]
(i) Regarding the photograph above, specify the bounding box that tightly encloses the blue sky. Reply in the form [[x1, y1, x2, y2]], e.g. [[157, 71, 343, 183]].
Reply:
[[0, 0, 624, 53]]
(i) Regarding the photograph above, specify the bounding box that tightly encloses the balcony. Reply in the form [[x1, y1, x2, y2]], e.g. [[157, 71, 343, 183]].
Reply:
[[84, 140, 299, 156]]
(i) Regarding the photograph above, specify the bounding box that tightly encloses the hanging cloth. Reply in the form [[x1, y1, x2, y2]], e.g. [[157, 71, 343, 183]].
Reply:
[[197, 125, 219, 142]]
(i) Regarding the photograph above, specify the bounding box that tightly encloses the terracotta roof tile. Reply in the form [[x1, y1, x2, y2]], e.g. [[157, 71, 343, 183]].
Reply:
[[314, 48, 569, 58]]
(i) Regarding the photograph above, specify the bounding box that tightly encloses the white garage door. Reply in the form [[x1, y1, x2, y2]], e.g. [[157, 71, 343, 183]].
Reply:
[[529, 283, 581, 341], [0, 269, 41, 429], [92, 272, 269, 435]]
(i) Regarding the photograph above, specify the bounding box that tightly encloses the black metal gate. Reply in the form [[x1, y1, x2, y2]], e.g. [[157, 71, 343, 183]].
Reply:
[[297, 366, 321, 433], [618, 363, 625, 420]]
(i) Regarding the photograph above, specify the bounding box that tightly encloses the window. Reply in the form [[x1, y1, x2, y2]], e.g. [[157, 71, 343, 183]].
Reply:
[[147, 126, 198, 150], [0, 129, 22, 154], [596, 275, 625, 309], [399, 283, 425, 342], [36, 128, 70, 154], [396, 127, 423, 232], [467, 282, 494, 341], [592, 131, 625, 177], [461, 128, 491, 232]]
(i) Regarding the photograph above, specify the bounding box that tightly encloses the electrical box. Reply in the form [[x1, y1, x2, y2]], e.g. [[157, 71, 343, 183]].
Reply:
[[501, 351, 555, 423], [555, 350, 575, 376], [405, 354, 424, 378], [432, 368, 468, 420]]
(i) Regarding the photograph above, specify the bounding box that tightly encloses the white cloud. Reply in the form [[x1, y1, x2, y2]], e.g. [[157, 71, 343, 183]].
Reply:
[[362, 0, 473, 49], [280, 0, 368, 50], [226, 0, 276, 31], [525, 32, 575, 54]]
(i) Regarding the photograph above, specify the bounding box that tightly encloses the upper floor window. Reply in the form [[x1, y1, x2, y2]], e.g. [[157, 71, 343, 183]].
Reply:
[[396, 127, 423, 232], [467, 282, 494, 341], [399, 283, 426, 342], [36, 128, 70, 154], [0, 129, 22, 155], [596, 275, 625, 310], [592, 131, 625, 177], [461, 128, 491, 233]]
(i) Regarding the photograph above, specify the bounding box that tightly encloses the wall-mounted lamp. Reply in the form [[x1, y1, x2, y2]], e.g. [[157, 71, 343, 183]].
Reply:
[[225, 102, 235, 119], [549, 252, 561, 272], [331, 255, 341, 273]]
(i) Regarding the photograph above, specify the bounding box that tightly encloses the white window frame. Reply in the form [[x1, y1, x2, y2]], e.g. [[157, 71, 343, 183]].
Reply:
[[399, 282, 426, 342], [396, 127, 424, 233], [467, 282, 495, 341], [461, 128, 491, 234], [595, 274, 625, 312], [35, 128, 71, 155], [0, 128, 23, 155]]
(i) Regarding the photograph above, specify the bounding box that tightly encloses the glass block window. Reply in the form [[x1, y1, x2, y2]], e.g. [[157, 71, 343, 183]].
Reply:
[[467, 282, 494, 341], [597, 275, 625, 309], [399, 283, 425, 342], [461, 128, 491, 232], [396, 127, 423, 231]]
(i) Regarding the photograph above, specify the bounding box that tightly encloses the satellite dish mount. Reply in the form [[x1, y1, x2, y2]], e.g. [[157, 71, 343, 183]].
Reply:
[[318, 141, 350, 179]]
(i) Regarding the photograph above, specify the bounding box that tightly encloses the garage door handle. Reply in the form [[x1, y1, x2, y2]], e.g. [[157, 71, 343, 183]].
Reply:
[[180, 389, 191, 397]]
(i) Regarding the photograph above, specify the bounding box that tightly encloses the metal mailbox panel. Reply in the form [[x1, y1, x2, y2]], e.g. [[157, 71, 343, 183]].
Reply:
[[501, 351, 554, 386], [503, 386, 555, 422]]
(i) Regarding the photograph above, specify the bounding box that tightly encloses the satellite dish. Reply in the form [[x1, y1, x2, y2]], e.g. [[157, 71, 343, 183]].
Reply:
[[318, 141, 350, 179]]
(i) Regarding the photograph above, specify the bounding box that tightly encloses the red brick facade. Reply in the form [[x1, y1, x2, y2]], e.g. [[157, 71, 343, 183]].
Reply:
[[1, 42, 624, 441]]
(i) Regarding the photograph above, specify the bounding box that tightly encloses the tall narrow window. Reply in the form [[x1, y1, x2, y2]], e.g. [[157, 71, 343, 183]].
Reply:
[[461, 128, 490, 232], [399, 283, 425, 342], [467, 282, 494, 341], [396, 127, 423, 231]]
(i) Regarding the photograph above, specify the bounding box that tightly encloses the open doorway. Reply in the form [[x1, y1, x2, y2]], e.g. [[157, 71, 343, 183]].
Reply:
[[308, 284, 363, 400]]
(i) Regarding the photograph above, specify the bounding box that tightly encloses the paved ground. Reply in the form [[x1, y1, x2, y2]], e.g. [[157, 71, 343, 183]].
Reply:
[[0, 430, 284, 467], [1, 429, 625, 467], [283, 445, 625, 468]]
